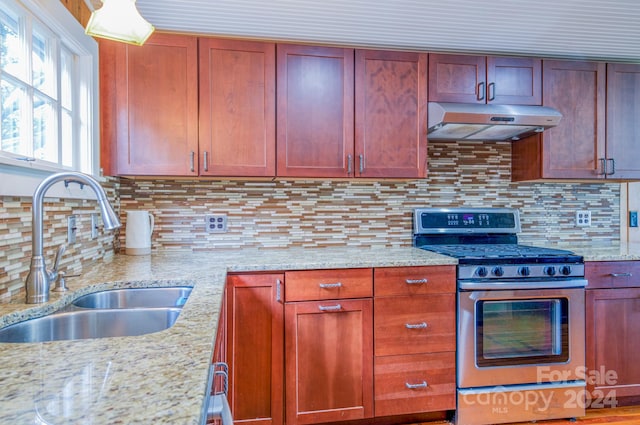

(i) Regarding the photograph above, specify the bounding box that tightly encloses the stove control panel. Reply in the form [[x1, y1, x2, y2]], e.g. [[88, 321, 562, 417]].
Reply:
[[460, 263, 585, 280]]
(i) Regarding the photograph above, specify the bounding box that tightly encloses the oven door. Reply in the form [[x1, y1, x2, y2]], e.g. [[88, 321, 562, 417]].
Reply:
[[457, 285, 585, 388]]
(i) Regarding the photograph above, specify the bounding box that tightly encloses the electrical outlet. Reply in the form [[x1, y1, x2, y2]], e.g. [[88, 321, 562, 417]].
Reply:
[[205, 214, 228, 233], [91, 214, 100, 239], [575, 211, 592, 227], [67, 215, 77, 243]]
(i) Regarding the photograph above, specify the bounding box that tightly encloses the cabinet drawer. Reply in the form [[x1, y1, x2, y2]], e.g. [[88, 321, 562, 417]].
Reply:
[[374, 294, 455, 356], [374, 352, 455, 416], [586, 261, 640, 289], [285, 268, 373, 302], [374, 266, 455, 296]]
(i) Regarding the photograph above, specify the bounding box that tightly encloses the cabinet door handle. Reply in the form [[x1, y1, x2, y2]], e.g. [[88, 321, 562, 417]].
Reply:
[[318, 304, 342, 312], [488, 82, 496, 101], [319, 282, 342, 289], [477, 82, 485, 101], [359, 154, 364, 174], [189, 151, 195, 172], [607, 158, 616, 176], [203, 151, 209, 172], [599, 158, 607, 176], [405, 322, 428, 329], [405, 278, 428, 285], [347, 154, 353, 175], [276, 279, 282, 302], [405, 381, 428, 389], [611, 273, 632, 277]]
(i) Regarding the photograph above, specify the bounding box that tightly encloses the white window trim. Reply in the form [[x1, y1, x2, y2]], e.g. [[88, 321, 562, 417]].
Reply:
[[0, 0, 101, 199]]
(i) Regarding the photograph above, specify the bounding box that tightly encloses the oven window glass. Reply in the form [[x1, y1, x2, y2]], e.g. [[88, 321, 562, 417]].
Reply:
[[476, 298, 569, 366]]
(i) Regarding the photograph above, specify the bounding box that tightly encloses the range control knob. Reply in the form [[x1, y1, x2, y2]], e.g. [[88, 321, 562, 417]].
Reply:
[[476, 267, 488, 277], [544, 266, 557, 276], [492, 266, 504, 277], [560, 265, 572, 276], [518, 266, 531, 277]]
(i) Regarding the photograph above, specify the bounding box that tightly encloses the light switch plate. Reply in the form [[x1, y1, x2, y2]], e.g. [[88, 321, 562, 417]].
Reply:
[[68, 215, 77, 243], [630, 211, 638, 228]]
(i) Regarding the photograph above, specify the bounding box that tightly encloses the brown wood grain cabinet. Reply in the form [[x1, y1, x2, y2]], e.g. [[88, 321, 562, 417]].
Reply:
[[605, 63, 640, 179], [355, 50, 428, 178], [585, 262, 640, 406], [284, 269, 374, 424], [101, 35, 276, 177], [428, 53, 541, 105], [99, 33, 199, 176], [373, 266, 456, 417], [226, 274, 284, 425], [276, 44, 355, 178], [512, 60, 606, 181], [199, 38, 276, 177], [277, 45, 427, 178]]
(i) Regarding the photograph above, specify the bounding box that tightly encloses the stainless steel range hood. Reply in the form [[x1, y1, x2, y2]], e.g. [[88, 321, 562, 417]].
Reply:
[[427, 102, 562, 141]]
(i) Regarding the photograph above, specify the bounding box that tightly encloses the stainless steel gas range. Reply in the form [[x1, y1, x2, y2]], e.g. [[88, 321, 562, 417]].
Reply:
[[413, 208, 586, 425]]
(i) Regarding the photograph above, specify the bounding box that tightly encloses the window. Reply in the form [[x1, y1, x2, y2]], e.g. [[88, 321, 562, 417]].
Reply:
[[0, 0, 97, 176]]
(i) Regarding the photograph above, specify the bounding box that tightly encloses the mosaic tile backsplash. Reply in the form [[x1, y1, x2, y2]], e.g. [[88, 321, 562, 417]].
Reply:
[[0, 141, 621, 298]]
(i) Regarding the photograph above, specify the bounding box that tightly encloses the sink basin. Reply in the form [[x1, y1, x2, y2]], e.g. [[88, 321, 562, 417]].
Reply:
[[0, 308, 182, 343], [73, 286, 192, 309]]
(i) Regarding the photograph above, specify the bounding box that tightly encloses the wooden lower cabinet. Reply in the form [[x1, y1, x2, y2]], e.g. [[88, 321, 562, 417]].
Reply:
[[374, 352, 456, 417], [285, 298, 374, 425], [226, 274, 284, 425], [373, 266, 457, 417], [586, 262, 640, 406]]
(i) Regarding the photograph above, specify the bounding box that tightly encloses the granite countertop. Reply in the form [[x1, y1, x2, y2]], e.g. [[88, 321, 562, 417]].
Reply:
[[568, 243, 640, 262], [0, 247, 454, 425]]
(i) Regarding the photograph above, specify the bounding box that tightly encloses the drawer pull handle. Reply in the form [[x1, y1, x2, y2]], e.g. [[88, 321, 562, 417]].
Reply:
[[405, 322, 428, 329], [319, 282, 342, 289], [405, 381, 428, 389], [611, 273, 632, 277], [318, 304, 342, 312], [405, 278, 428, 285]]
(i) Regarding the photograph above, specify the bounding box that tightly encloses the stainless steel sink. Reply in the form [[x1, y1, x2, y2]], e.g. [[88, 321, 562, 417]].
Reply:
[[0, 308, 182, 343], [72, 286, 192, 309]]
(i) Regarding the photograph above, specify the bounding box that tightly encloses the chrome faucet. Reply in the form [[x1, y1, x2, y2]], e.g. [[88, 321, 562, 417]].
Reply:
[[25, 172, 122, 304]]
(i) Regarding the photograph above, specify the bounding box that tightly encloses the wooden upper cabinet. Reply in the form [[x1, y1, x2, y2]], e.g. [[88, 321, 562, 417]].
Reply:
[[277, 44, 354, 177], [512, 60, 606, 181], [355, 50, 428, 178], [606, 63, 640, 179], [428, 53, 541, 105], [100, 33, 199, 176], [198, 38, 276, 177]]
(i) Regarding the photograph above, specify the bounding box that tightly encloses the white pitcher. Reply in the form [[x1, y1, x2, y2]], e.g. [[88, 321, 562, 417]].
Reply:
[[125, 210, 155, 255]]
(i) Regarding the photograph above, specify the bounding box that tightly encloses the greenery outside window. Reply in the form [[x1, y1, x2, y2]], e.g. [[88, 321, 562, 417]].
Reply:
[[0, 0, 98, 176]]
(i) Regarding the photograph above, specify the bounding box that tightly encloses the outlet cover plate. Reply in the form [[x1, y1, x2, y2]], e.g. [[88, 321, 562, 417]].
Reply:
[[68, 215, 77, 243], [205, 214, 228, 233], [576, 211, 592, 227]]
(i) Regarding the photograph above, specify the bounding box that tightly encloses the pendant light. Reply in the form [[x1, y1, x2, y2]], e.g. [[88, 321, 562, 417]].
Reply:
[[85, 0, 155, 46]]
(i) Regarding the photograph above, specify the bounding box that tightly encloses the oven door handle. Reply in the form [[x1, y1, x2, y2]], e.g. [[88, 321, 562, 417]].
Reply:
[[458, 278, 588, 291]]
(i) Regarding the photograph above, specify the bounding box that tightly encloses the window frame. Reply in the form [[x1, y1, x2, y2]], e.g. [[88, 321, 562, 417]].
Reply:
[[0, 0, 100, 198]]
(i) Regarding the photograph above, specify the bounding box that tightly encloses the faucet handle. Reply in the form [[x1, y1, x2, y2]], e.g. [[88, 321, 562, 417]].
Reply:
[[52, 244, 67, 273]]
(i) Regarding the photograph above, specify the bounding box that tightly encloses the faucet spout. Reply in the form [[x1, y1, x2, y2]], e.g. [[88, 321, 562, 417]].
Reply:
[[25, 172, 122, 304]]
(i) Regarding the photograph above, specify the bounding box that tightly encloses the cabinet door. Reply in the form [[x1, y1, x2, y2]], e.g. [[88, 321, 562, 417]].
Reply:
[[285, 299, 373, 424], [586, 288, 640, 402], [101, 33, 199, 176], [487, 56, 541, 105], [355, 50, 427, 178], [227, 274, 284, 425], [277, 44, 354, 177], [428, 54, 486, 103], [540, 60, 606, 179], [606, 63, 640, 179], [199, 38, 276, 177]]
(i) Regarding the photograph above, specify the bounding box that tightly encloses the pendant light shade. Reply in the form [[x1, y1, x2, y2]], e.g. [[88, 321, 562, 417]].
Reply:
[[85, 0, 155, 46]]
